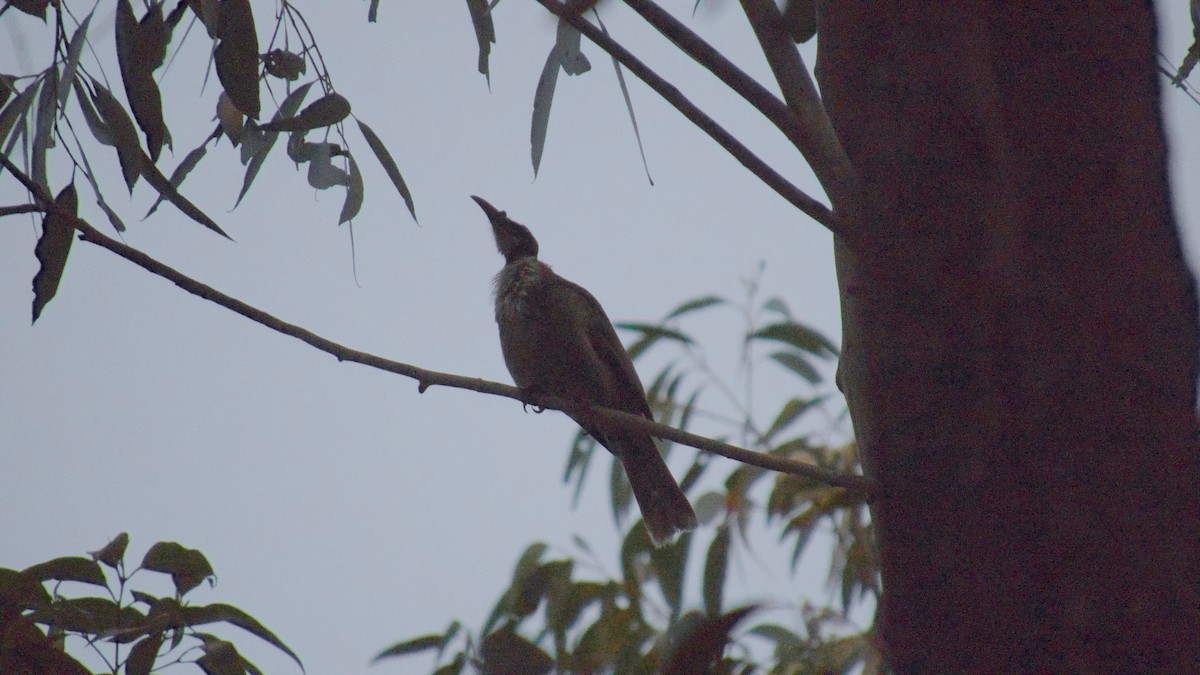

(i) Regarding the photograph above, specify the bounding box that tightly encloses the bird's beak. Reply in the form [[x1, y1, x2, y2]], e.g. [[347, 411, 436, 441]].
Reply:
[[470, 195, 504, 224]]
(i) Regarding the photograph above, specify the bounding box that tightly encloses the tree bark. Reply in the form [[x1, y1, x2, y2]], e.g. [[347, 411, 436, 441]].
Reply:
[[818, 4, 1200, 671]]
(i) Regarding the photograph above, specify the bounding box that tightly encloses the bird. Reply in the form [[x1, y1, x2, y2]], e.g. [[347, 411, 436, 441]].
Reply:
[[472, 195, 697, 547]]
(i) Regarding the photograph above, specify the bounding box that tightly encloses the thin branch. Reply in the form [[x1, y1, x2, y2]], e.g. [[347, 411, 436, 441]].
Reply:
[[621, 0, 807, 153], [738, 0, 860, 229], [0, 203, 44, 217], [1, 156, 874, 498], [537, 0, 842, 236]]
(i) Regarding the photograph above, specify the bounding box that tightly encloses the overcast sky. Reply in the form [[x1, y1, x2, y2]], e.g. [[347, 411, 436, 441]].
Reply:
[[3, 3, 1198, 673]]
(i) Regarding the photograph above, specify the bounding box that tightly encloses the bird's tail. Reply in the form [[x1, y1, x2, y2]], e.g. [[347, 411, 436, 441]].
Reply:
[[618, 435, 698, 547]]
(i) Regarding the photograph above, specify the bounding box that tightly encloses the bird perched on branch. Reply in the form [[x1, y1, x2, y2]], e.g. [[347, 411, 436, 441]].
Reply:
[[473, 196, 697, 546]]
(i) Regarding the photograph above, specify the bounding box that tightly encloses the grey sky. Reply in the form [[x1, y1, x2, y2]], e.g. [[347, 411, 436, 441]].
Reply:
[[2, 3, 1198, 673]]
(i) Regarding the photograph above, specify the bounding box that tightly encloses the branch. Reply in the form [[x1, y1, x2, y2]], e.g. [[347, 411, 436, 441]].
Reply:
[[1, 155, 874, 497], [620, 0, 806, 153], [738, 0, 861, 229], [537, 0, 842, 236]]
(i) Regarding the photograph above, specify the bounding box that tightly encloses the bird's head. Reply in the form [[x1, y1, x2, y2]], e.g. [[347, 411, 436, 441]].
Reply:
[[472, 196, 539, 264]]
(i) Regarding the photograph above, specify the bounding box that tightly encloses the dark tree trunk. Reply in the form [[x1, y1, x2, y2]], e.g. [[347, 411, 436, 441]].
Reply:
[[818, 4, 1200, 671]]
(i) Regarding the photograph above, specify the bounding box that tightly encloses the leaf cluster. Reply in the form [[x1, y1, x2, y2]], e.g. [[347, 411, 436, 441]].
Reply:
[[0, 533, 301, 675], [3, 0, 419, 321], [380, 288, 879, 673]]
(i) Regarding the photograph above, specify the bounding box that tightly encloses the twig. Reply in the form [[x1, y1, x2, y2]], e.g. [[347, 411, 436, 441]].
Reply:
[[536, 0, 841, 236]]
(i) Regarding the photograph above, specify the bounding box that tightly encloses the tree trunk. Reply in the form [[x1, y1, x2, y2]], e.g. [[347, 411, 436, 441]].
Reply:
[[818, 4, 1200, 671]]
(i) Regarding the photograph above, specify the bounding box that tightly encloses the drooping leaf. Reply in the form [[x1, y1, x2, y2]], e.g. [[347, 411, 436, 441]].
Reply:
[[465, 0, 495, 83], [22, 556, 105, 587], [214, 0, 260, 118], [367, 0, 380, 22], [88, 532, 130, 569], [236, 80, 314, 206], [356, 118, 416, 221], [194, 634, 250, 675], [0, 79, 39, 153], [703, 525, 730, 616], [609, 452, 633, 526], [31, 183, 77, 324], [141, 155, 229, 238], [140, 541, 215, 597], [126, 633, 164, 675], [31, 66, 57, 189], [182, 603, 303, 671], [146, 134, 213, 218], [775, 350, 824, 384], [618, 322, 694, 360], [593, 11, 653, 184], [531, 19, 591, 176], [58, 12, 93, 109], [89, 78, 143, 191], [764, 397, 816, 441], [530, 45, 559, 176], [116, 0, 169, 160], [72, 77, 112, 146], [258, 92, 351, 132], [339, 155, 363, 224]]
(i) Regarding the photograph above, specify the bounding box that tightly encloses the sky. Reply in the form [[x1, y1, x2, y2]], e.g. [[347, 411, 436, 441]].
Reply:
[[2, 3, 1199, 674]]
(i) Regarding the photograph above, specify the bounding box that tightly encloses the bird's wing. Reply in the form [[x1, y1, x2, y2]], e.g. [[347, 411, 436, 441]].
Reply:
[[559, 277, 655, 420]]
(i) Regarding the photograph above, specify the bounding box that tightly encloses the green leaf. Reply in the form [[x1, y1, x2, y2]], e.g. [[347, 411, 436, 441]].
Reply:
[[141, 156, 230, 238], [649, 532, 689, 620], [58, 11, 92, 109], [195, 633, 251, 675], [747, 623, 805, 661], [764, 397, 816, 441], [618, 323, 694, 360], [182, 602, 304, 671], [89, 78, 144, 191], [594, 11, 653, 185], [609, 453, 633, 526], [0, 79, 39, 156], [465, 0, 495, 82], [140, 541, 215, 596], [530, 44, 559, 177], [72, 77, 112, 146], [663, 295, 727, 321], [769, 350, 822, 384], [214, 0, 260, 118], [663, 605, 756, 674], [259, 93, 351, 132], [479, 627, 553, 675], [116, 0, 168, 161], [748, 321, 838, 357], [373, 633, 446, 661], [356, 118, 416, 221], [8, 0, 48, 20], [338, 155, 363, 224], [126, 633, 164, 675], [432, 653, 466, 675], [702, 525, 730, 616], [145, 134, 212, 218], [31, 183, 77, 323], [22, 556, 105, 587], [236, 80, 314, 206], [31, 67, 58, 189], [0, 568, 52, 609]]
